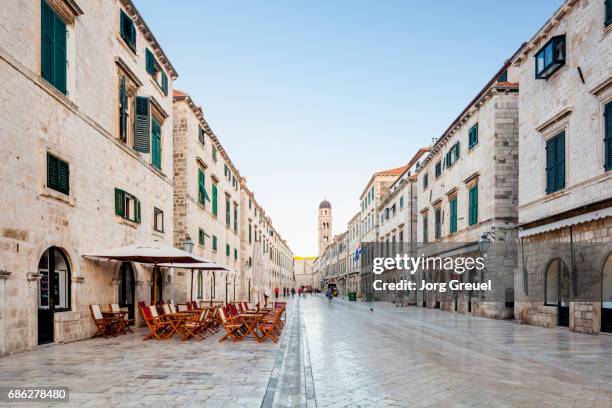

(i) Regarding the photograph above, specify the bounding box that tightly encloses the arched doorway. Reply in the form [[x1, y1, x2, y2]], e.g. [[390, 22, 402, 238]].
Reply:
[[118, 262, 135, 321], [37, 247, 71, 345], [602, 254, 612, 333], [150, 267, 163, 305], [545, 258, 570, 327]]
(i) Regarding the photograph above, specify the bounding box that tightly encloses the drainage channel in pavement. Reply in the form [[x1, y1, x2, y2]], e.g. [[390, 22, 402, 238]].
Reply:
[[261, 300, 316, 408]]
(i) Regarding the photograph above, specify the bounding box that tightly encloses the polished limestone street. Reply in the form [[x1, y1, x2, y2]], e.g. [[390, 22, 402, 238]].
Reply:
[[1, 297, 612, 407]]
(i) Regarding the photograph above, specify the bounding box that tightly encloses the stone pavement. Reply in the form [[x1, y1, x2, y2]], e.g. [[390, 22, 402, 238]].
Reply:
[[1, 296, 612, 407]]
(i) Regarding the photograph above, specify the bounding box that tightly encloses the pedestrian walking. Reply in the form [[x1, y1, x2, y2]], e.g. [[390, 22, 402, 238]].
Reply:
[[297, 287, 302, 297], [291, 288, 295, 296], [274, 287, 279, 299], [326, 287, 333, 303]]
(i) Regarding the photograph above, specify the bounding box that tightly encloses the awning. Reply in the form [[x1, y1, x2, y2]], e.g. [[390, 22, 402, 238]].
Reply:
[[82, 242, 207, 264], [519, 207, 612, 238]]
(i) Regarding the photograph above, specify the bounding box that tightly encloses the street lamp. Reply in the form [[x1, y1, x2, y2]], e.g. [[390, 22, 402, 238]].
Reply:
[[478, 231, 495, 254], [182, 234, 194, 254]]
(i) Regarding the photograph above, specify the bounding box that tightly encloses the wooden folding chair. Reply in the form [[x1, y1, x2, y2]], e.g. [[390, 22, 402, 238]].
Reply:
[[258, 307, 284, 343], [90, 304, 118, 338], [110, 303, 134, 333], [218, 307, 246, 342], [141, 305, 174, 340]]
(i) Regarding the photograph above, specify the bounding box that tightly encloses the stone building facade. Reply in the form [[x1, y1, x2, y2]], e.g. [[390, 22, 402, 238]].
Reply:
[[416, 56, 522, 319], [513, 0, 612, 333], [172, 90, 242, 305], [376, 148, 429, 303], [0, 0, 178, 354], [293, 256, 317, 290], [345, 212, 361, 295]]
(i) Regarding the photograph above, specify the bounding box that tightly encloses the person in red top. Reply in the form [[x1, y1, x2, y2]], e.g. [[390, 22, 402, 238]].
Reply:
[[274, 287, 279, 299]]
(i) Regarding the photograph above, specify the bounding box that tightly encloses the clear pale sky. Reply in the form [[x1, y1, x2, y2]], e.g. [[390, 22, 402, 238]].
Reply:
[[134, 0, 563, 256]]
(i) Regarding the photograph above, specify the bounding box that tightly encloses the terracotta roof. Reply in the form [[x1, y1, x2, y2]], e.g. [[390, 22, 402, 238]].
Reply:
[[495, 82, 519, 88], [375, 165, 409, 177], [173, 89, 186, 97]]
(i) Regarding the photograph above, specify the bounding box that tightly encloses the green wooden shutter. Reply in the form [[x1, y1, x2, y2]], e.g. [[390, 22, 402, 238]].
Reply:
[[134, 96, 150, 153], [135, 199, 141, 223], [47, 153, 59, 191], [545, 137, 556, 194], [161, 72, 168, 95], [198, 168, 205, 204], [423, 216, 428, 242], [555, 132, 565, 191], [199, 228, 205, 245], [41, 3, 54, 85], [604, 102, 612, 171], [115, 188, 125, 216], [212, 184, 218, 215], [226, 244, 230, 257], [469, 186, 478, 225], [213, 235, 217, 251], [234, 248, 238, 260], [41, 2, 66, 94], [450, 198, 457, 233], [606, 0, 612, 26], [145, 49, 155, 75], [53, 9, 67, 94], [120, 10, 136, 50], [151, 118, 161, 169], [234, 206, 238, 233], [58, 158, 69, 195]]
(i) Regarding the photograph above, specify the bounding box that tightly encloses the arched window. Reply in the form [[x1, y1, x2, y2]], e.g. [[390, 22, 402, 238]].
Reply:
[[197, 270, 203, 299]]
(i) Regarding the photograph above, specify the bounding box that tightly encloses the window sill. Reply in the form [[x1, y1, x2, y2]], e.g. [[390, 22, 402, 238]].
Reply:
[[148, 163, 166, 178], [116, 35, 139, 61], [468, 143, 479, 153], [118, 217, 139, 229], [39, 188, 75, 207], [152, 230, 165, 239]]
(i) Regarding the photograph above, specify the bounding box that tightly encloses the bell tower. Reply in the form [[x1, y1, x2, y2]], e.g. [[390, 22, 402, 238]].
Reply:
[[318, 200, 332, 256]]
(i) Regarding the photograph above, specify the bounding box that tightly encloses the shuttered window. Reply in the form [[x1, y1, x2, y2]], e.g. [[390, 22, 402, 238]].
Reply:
[[605, 101, 612, 171], [212, 146, 217, 161], [423, 215, 428, 243], [435, 161, 442, 178], [226, 244, 230, 257], [234, 248, 238, 260], [434, 208, 441, 240], [41, 1, 67, 94], [47, 153, 69, 195], [119, 77, 128, 142], [145, 49, 155, 75], [233, 205, 238, 233], [545, 132, 565, 194], [151, 118, 161, 170], [199, 228, 205, 246], [134, 96, 150, 153], [212, 184, 218, 215], [607, 0, 612, 26], [468, 123, 478, 149], [468, 185, 478, 225], [198, 126, 206, 145], [225, 196, 231, 227], [198, 168, 210, 205], [449, 198, 457, 234], [119, 10, 136, 51], [114, 188, 141, 223], [153, 207, 163, 232], [212, 235, 218, 251], [422, 172, 429, 189]]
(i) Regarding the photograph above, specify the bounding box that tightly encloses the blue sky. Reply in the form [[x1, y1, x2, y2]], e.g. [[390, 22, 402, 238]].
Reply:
[[134, 0, 563, 256]]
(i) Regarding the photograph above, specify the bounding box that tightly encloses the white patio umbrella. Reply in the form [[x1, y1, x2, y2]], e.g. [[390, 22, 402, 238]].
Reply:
[[251, 239, 265, 306], [82, 242, 206, 265]]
